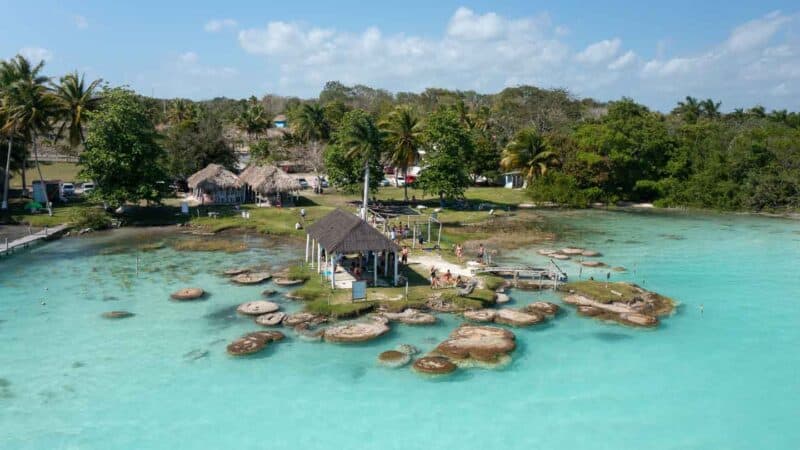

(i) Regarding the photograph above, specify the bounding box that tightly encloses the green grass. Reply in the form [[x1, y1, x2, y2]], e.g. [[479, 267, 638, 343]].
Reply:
[[478, 275, 506, 291], [9, 162, 83, 188], [562, 281, 643, 304]]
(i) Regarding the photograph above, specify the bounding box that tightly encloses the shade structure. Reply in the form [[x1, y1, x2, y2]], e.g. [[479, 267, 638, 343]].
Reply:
[[306, 209, 400, 255]]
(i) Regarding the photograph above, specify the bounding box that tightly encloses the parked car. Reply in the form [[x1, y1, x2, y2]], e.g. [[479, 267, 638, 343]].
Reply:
[[81, 182, 95, 194], [61, 183, 75, 197], [297, 178, 309, 189], [320, 178, 329, 188], [379, 178, 391, 187]]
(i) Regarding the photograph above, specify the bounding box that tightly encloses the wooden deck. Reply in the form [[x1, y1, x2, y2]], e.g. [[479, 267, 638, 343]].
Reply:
[[0, 224, 69, 257]]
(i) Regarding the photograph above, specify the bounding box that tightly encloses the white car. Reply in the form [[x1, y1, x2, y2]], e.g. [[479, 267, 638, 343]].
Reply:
[[81, 182, 95, 194], [61, 183, 75, 196]]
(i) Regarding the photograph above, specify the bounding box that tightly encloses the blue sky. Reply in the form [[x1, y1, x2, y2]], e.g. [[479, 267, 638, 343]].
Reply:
[[1, 0, 798, 111]]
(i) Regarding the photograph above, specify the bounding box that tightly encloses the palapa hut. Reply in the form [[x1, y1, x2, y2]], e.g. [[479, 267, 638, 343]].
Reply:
[[305, 209, 401, 289], [239, 164, 300, 207], [187, 163, 244, 204]]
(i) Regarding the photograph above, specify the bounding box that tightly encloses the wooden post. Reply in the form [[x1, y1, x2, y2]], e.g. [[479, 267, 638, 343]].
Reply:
[[427, 219, 431, 244], [317, 242, 322, 274], [393, 252, 399, 286], [412, 223, 417, 249], [305, 234, 310, 263], [437, 222, 442, 249], [373, 251, 378, 286], [331, 253, 336, 289]]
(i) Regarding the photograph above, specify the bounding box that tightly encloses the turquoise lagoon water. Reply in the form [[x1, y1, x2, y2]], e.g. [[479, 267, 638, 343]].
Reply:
[[1, 210, 799, 450]]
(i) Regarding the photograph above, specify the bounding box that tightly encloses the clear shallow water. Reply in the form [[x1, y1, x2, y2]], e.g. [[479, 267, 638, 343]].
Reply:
[[1, 211, 799, 450]]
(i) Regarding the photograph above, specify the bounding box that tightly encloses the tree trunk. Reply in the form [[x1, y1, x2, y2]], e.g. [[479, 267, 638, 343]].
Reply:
[[361, 160, 370, 220], [21, 157, 26, 193], [402, 165, 409, 201], [32, 136, 52, 216], [2, 137, 12, 210]]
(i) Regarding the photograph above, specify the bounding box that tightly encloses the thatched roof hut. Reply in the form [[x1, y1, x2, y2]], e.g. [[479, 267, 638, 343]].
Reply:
[[239, 164, 300, 194], [187, 164, 242, 191]]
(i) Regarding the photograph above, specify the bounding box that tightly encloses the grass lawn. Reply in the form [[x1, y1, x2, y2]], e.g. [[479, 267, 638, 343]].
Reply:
[[9, 162, 83, 188], [563, 281, 644, 304]]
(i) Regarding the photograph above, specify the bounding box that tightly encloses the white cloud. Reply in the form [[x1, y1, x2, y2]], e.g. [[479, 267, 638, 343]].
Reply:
[[179, 51, 199, 63], [608, 50, 636, 70], [175, 51, 237, 78], [19, 47, 53, 62], [575, 39, 621, 64], [725, 11, 791, 53], [204, 18, 237, 33], [769, 83, 789, 96], [73, 15, 88, 30], [447, 7, 504, 41]]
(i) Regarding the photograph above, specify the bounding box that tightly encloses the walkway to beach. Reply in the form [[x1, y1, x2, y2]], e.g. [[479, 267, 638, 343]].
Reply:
[[0, 224, 68, 256]]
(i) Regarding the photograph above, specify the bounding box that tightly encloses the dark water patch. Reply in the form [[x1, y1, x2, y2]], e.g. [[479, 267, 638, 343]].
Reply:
[[592, 332, 633, 342], [204, 305, 240, 327], [208, 338, 226, 346], [658, 234, 685, 241], [0, 378, 12, 399], [623, 240, 643, 245], [183, 349, 210, 361], [72, 361, 85, 369], [38, 389, 57, 404], [102, 296, 120, 302]]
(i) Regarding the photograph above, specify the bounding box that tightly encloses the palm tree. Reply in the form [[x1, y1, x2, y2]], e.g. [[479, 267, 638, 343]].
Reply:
[[167, 99, 193, 124], [292, 103, 330, 190], [500, 128, 559, 186], [234, 102, 269, 138], [700, 99, 721, 119], [380, 106, 421, 200], [674, 96, 701, 123], [3, 55, 59, 214], [341, 114, 383, 219], [52, 71, 102, 149]]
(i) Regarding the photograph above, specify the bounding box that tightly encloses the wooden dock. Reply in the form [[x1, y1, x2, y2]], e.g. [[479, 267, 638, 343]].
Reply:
[[473, 261, 569, 285], [0, 224, 69, 257]]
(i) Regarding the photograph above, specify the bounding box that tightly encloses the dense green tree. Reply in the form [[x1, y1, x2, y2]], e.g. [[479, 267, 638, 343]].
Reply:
[[500, 128, 559, 185], [416, 109, 472, 201], [52, 71, 103, 148], [164, 110, 236, 179], [80, 88, 166, 206]]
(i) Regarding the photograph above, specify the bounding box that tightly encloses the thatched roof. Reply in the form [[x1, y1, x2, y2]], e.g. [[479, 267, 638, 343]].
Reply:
[[239, 164, 300, 194], [307, 209, 400, 254], [273, 114, 287, 122], [187, 164, 242, 190]]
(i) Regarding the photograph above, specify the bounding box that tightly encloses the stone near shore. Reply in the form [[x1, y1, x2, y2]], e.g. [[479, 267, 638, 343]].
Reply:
[[550, 253, 570, 260], [231, 272, 272, 285], [525, 302, 560, 316], [620, 312, 658, 327], [273, 278, 305, 286], [396, 344, 420, 355], [537, 249, 558, 256], [381, 309, 437, 325], [101, 311, 135, 319], [323, 320, 390, 343], [560, 247, 585, 255], [284, 312, 327, 327], [236, 301, 279, 316], [261, 289, 277, 297], [226, 331, 284, 356], [494, 308, 543, 327], [581, 261, 606, 268], [223, 268, 249, 276], [170, 287, 205, 301], [378, 350, 412, 368], [581, 250, 602, 257], [495, 292, 511, 304], [463, 309, 497, 322], [255, 311, 286, 326], [412, 356, 457, 375], [293, 323, 326, 341], [435, 325, 516, 363], [577, 305, 603, 316]]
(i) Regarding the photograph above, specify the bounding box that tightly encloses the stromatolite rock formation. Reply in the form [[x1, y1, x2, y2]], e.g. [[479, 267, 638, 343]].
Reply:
[[581, 250, 602, 257], [560, 247, 585, 255], [620, 312, 658, 327], [580, 261, 605, 268], [261, 289, 277, 297], [274, 278, 305, 286], [577, 305, 603, 316], [101, 311, 135, 319], [463, 309, 497, 323], [170, 287, 205, 300], [255, 312, 286, 326], [226, 330, 285, 356], [293, 323, 326, 341], [412, 356, 457, 375], [236, 301, 279, 316], [223, 268, 249, 276], [381, 309, 437, 325], [550, 253, 570, 260], [495, 292, 511, 304], [378, 350, 411, 368], [231, 272, 272, 285], [537, 249, 557, 256], [524, 302, 560, 316], [323, 319, 390, 343], [395, 344, 419, 355], [434, 325, 516, 364], [283, 312, 327, 327], [494, 308, 543, 327]]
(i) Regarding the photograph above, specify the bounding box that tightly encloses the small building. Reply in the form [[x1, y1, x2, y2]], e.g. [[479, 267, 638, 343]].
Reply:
[[273, 114, 287, 129], [305, 209, 401, 289], [32, 180, 63, 203], [502, 171, 524, 189], [187, 164, 244, 204], [239, 164, 301, 207]]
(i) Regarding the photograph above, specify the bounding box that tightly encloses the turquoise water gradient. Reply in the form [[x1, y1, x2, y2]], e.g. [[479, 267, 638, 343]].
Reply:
[[1, 210, 799, 449]]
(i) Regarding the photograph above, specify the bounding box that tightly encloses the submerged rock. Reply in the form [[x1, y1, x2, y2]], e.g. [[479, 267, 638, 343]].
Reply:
[[494, 308, 543, 327], [255, 312, 286, 326], [223, 268, 249, 276], [580, 261, 605, 268], [378, 350, 411, 368], [236, 301, 280, 316], [226, 330, 286, 356], [581, 250, 602, 257], [273, 278, 305, 286], [101, 311, 135, 319], [463, 309, 497, 323], [395, 344, 419, 356], [620, 312, 658, 327], [261, 289, 277, 297], [550, 253, 570, 260], [323, 320, 390, 343], [612, 266, 627, 272], [294, 323, 326, 341], [170, 287, 205, 301], [412, 356, 457, 375], [231, 272, 272, 285], [283, 312, 327, 327], [560, 247, 585, 255], [537, 249, 558, 256], [434, 325, 516, 364]]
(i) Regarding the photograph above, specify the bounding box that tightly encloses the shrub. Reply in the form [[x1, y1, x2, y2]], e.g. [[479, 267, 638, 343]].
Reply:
[[69, 207, 112, 230], [527, 172, 597, 207]]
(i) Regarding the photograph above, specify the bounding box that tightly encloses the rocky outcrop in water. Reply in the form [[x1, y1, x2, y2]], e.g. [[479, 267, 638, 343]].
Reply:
[[274, 278, 305, 286], [561, 282, 673, 328], [433, 325, 516, 365], [380, 309, 437, 325], [236, 301, 280, 316], [170, 288, 205, 301], [101, 311, 135, 319], [412, 356, 457, 375], [463, 309, 497, 322], [231, 272, 272, 285], [255, 312, 286, 326], [323, 319, 390, 343], [378, 350, 411, 368], [226, 330, 285, 356], [524, 302, 560, 316], [283, 312, 327, 327], [494, 308, 544, 327]]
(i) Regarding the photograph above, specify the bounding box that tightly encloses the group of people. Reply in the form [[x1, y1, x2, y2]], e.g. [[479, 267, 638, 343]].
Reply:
[[452, 243, 486, 264], [429, 267, 463, 289]]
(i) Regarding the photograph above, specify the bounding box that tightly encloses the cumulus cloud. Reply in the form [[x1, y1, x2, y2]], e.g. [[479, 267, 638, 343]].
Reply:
[[19, 47, 53, 62], [73, 15, 88, 30], [226, 7, 800, 110], [575, 39, 621, 64], [205, 18, 237, 32]]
